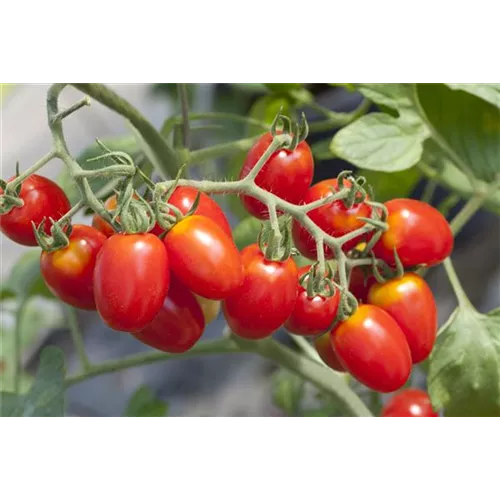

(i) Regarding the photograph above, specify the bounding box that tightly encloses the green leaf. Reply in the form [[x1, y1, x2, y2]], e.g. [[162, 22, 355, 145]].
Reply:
[[311, 138, 337, 160], [0, 392, 21, 417], [331, 113, 426, 172], [360, 167, 421, 202], [272, 369, 305, 416], [1, 250, 52, 300], [124, 386, 168, 417], [264, 83, 304, 93], [428, 307, 500, 417], [445, 84, 500, 109], [232, 216, 262, 250], [355, 84, 419, 118], [416, 84, 500, 183], [5, 347, 66, 417], [248, 95, 294, 137]]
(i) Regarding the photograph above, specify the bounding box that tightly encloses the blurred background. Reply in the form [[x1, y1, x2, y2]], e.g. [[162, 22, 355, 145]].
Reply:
[[1, 83, 499, 416]]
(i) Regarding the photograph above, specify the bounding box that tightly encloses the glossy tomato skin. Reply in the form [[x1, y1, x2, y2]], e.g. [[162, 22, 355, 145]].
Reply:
[[284, 265, 340, 336], [292, 179, 372, 259], [314, 333, 346, 372], [40, 225, 107, 310], [368, 273, 437, 364], [373, 198, 453, 267], [223, 244, 298, 339], [93, 233, 170, 332], [0, 175, 71, 246], [331, 304, 411, 392], [239, 132, 314, 219], [133, 276, 205, 353], [349, 266, 377, 304], [164, 215, 243, 300], [381, 389, 438, 417]]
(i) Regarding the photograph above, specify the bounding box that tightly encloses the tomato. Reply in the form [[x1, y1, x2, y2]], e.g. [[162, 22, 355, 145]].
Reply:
[[92, 195, 121, 237], [349, 266, 376, 304], [93, 233, 170, 332], [0, 175, 71, 246], [367, 273, 437, 364], [40, 225, 107, 310], [292, 179, 372, 259], [331, 304, 411, 392], [223, 244, 298, 339], [239, 132, 314, 219], [314, 333, 346, 372], [194, 294, 221, 325], [284, 265, 340, 336], [381, 389, 438, 417], [373, 198, 453, 267], [164, 215, 243, 300], [133, 276, 205, 353]]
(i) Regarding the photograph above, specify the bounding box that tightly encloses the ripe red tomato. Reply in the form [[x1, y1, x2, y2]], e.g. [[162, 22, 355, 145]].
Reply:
[[331, 304, 411, 392], [349, 266, 377, 304], [239, 132, 314, 219], [133, 275, 205, 353], [292, 179, 372, 259], [40, 225, 107, 310], [164, 215, 243, 300], [381, 389, 438, 417], [373, 198, 453, 267], [93, 233, 170, 332], [223, 244, 298, 339], [0, 175, 71, 246], [314, 333, 346, 372], [284, 265, 340, 336], [368, 273, 437, 364]]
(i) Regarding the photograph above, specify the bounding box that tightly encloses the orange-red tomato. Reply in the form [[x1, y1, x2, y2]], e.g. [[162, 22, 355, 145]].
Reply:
[[92, 195, 121, 237], [0, 175, 71, 246], [368, 273, 437, 364], [223, 244, 298, 339], [164, 215, 243, 300], [314, 333, 346, 372], [93, 233, 170, 332], [133, 276, 205, 353], [373, 198, 453, 267], [331, 304, 411, 392], [239, 132, 314, 219], [40, 225, 107, 310], [284, 265, 340, 336], [349, 266, 377, 304], [292, 179, 372, 259], [381, 389, 438, 417]]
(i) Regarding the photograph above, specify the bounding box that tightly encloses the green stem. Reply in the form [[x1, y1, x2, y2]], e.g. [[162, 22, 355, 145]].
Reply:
[[65, 305, 92, 372], [177, 84, 191, 151], [421, 179, 438, 204], [443, 257, 473, 309], [308, 99, 371, 133], [6, 150, 57, 189], [14, 298, 29, 394], [449, 195, 485, 236], [51, 97, 91, 123], [288, 334, 324, 364], [437, 193, 461, 218], [188, 136, 259, 164]]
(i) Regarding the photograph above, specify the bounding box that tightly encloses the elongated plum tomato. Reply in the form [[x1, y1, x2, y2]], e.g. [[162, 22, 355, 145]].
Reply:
[[284, 265, 340, 336], [164, 215, 243, 300], [40, 225, 107, 310], [381, 389, 438, 417], [368, 273, 437, 364], [349, 266, 377, 304], [93, 233, 170, 332], [239, 132, 314, 219], [331, 304, 411, 392], [0, 175, 71, 246], [373, 198, 453, 267], [314, 333, 346, 372], [133, 276, 205, 353], [292, 179, 372, 259], [223, 244, 298, 339]]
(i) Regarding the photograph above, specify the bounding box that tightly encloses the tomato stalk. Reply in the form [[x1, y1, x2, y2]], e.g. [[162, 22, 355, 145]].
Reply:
[[13, 297, 29, 395], [442, 257, 474, 309], [65, 305, 92, 373]]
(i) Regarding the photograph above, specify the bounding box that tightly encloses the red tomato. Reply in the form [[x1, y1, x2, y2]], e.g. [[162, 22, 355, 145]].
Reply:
[[381, 389, 438, 417], [239, 132, 314, 219], [284, 265, 340, 336], [40, 225, 107, 310], [93, 233, 170, 332], [133, 275, 205, 353], [314, 333, 346, 372], [331, 304, 411, 392], [292, 179, 372, 259], [349, 266, 377, 304], [164, 215, 243, 300], [92, 195, 121, 237], [223, 244, 298, 339], [373, 198, 453, 267], [0, 175, 71, 246], [368, 273, 437, 364]]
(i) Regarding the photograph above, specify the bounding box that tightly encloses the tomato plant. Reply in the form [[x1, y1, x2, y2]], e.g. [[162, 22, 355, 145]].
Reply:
[[381, 389, 438, 417], [40, 224, 107, 310], [223, 244, 298, 339], [314, 333, 346, 372], [0, 174, 71, 246]]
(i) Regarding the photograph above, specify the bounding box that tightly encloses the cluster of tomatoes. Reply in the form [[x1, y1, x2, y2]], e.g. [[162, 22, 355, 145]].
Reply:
[[0, 132, 453, 412]]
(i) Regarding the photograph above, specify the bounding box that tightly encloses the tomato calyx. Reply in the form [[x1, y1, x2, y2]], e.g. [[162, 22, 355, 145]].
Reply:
[[0, 175, 24, 215], [270, 111, 309, 151], [32, 216, 72, 252], [258, 214, 294, 261], [300, 261, 338, 299], [113, 181, 156, 234]]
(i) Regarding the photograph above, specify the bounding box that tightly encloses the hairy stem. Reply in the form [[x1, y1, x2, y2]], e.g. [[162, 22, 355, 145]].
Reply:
[[443, 257, 473, 309]]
